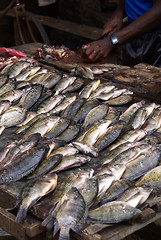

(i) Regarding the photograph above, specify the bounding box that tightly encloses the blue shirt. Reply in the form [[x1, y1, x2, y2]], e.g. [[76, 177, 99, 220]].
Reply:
[[125, 0, 153, 23]]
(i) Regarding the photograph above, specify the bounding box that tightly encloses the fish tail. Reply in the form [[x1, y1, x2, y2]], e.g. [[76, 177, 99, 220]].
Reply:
[[59, 227, 70, 240], [15, 206, 27, 223], [41, 214, 55, 230], [53, 220, 60, 237]]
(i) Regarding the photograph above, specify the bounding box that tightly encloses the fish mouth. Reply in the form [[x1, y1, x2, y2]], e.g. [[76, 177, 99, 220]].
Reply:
[[72, 141, 98, 157]]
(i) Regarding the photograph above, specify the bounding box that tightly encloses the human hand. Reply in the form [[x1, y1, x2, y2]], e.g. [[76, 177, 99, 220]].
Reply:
[[82, 37, 113, 63]]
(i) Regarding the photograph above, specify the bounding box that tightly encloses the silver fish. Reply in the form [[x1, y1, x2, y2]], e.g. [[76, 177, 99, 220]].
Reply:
[[88, 201, 141, 223], [37, 94, 65, 114], [15, 173, 57, 223], [79, 79, 100, 99], [82, 104, 109, 128]]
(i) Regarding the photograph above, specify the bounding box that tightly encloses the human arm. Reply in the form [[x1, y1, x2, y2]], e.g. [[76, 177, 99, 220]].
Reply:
[[101, 0, 125, 36], [83, 0, 161, 62], [114, 0, 161, 45]]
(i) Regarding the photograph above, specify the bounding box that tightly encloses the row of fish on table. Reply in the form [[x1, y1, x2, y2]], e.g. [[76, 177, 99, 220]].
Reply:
[[0, 56, 161, 240]]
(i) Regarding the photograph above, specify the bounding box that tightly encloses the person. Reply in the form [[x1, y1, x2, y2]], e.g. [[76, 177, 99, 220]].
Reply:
[[82, 0, 161, 67]]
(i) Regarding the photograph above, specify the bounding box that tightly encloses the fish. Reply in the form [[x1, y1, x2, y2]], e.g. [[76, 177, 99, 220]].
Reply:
[[23, 115, 60, 137], [44, 138, 66, 158], [30, 72, 53, 85], [0, 62, 15, 75], [7, 61, 31, 78], [88, 83, 115, 99], [0, 89, 24, 103], [104, 106, 120, 121], [27, 154, 62, 180], [107, 143, 153, 168], [50, 95, 77, 114], [15, 173, 57, 223], [108, 129, 146, 151], [122, 144, 161, 180], [15, 65, 41, 81], [88, 66, 107, 74], [16, 81, 31, 90], [72, 140, 98, 157], [0, 140, 18, 166], [74, 66, 94, 79], [0, 144, 49, 184], [95, 163, 126, 180], [136, 165, 161, 189], [105, 93, 133, 106], [0, 75, 8, 88], [119, 100, 145, 123], [117, 186, 152, 208], [30, 88, 53, 111], [0, 100, 11, 115], [61, 98, 86, 121], [40, 72, 62, 89], [18, 84, 43, 109], [94, 120, 125, 152], [95, 179, 133, 206], [0, 133, 41, 169], [82, 119, 112, 147], [36, 94, 65, 114], [49, 145, 79, 158], [96, 88, 128, 101], [26, 69, 48, 82], [140, 188, 161, 210], [53, 75, 76, 95], [16, 113, 45, 134], [50, 154, 91, 173], [141, 107, 161, 135], [99, 142, 139, 166], [96, 173, 115, 198], [44, 118, 70, 139], [0, 106, 27, 128], [82, 104, 109, 128], [0, 80, 16, 96], [128, 102, 157, 130], [55, 124, 80, 143], [38, 168, 93, 211], [79, 79, 100, 98], [42, 187, 87, 239], [74, 99, 100, 124], [76, 176, 98, 207], [62, 78, 84, 94], [88, 201, 141, 223]]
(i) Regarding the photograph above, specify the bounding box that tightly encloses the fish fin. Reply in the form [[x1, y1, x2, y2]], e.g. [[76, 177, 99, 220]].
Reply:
[[41, 214, 56, 230], [53, 219, 60, 237], [58, 226, 70, 240], [28, 197, 41, 209], [15, 206, 27, 223], [72, 206, 88, 235], [48, 202, 59, 215], [0, 126, 5, 135]]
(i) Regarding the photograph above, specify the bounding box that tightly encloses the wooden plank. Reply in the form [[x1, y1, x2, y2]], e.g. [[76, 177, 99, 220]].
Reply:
[[0, 205, 46, 240], [0, 207, 29, 240], [1, 182, 161, 240], [12, 42, 42, 56], [7, 10, 102, 40]]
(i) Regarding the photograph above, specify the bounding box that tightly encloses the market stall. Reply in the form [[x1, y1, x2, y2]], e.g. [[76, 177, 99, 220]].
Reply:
[[0, 42, 161, 240]]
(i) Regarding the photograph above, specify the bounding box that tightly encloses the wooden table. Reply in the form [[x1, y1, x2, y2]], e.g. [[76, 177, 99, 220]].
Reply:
[[0, 42, 161, 239], [1, 182, 161, 240]]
